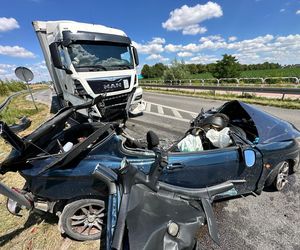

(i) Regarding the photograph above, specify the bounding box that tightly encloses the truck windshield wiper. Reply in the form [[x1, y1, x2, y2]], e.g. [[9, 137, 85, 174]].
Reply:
[[76, 65, 107, 71]]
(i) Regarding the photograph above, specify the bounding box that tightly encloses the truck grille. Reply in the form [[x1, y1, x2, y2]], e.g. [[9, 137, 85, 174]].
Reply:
[[87, 76, 131, 94], [97, 93, 131, 121]]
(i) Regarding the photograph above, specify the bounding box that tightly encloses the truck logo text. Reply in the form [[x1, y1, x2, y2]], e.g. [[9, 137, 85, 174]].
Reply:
[[103, 82, 123, 90]]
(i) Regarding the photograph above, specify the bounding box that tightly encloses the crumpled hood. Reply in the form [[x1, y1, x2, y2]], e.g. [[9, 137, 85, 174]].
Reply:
[[231, 101, 300, 143]]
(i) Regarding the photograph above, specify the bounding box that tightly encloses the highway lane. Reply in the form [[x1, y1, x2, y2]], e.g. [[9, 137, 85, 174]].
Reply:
[[142, 92, 300, 129], [33, 89, 300, 249]]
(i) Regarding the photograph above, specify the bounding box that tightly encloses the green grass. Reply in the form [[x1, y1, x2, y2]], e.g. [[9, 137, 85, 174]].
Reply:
[[190, 68, 300, 79], [141, 68, 300, 82], [144, 87, 300, 109], [240, 68, 300, 78], [0, 94, 42, 124]]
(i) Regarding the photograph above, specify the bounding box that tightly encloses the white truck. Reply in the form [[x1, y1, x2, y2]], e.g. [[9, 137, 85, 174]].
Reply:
[[32, 20, 144, 121]]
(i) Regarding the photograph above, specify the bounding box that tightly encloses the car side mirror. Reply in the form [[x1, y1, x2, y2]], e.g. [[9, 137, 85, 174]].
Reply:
[[49, 42, 72, 74], [132, 46, 139, 66], [244, 149, 256, 167]]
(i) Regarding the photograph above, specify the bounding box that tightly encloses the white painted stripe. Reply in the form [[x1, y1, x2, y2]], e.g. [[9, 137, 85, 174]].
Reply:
[[146, 102, 151, 112], [144, 111, 190, 123], [172, 109, 182, 118], [146, 101, 197, 116], [157, 105, 164, 115]]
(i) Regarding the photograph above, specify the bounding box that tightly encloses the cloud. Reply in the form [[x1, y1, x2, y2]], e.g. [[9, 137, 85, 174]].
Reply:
[[296, 10, 300, 15], [228, 36, 237, 42], [199, 35, 224, 43], [0, 17, 20, 32], [133, 37, 165, 54], [165, 44, 183, 53], [186, 54, 219, 64], [0, 62, 50, 82], [150, 37, 166, 44], [162, 2, 223, 35], [0, 63, 16, 79], [0, 45, 36, 58], [280, 8, 285, 13], [182, 25, 207, 35], [177, 52, 193, 57], [135, 33, 300, 65], [146, 54, 169, 62]]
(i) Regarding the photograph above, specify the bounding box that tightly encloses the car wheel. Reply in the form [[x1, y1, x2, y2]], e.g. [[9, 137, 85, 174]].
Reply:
[[59, 199, 105, 241], [273, 161, 289, 191]]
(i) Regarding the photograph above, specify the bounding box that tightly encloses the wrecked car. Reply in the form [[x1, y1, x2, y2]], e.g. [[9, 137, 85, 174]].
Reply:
[[0, 99, 299, 245]]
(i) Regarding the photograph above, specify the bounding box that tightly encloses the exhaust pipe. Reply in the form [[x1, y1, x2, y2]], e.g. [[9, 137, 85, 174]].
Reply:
[[0, 182, 32, 209]]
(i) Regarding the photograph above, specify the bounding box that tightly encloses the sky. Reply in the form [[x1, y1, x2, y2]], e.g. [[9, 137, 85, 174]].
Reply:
[[1, 0, 300, 81]]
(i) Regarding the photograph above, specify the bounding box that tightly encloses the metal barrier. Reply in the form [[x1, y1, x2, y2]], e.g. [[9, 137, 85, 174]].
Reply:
[[0, 90, 27, 112], [141, 84, 300, 100], [140, 76, 300, 86]]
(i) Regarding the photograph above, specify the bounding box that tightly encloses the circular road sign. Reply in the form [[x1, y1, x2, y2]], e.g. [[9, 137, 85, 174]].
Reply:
[[15, 67, 34, 82]]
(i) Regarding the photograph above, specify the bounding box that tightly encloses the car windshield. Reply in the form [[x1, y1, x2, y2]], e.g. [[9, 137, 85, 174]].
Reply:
[[67, 42, 134, 71]]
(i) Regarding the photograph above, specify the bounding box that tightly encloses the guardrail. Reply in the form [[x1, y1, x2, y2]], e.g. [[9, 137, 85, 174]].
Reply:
[[0, 90, 27, 112], [140, 76, 300, 85], [141, 84, 300, 100]]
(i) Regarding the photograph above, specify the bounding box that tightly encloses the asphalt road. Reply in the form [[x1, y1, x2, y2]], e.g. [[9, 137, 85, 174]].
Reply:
[[34, 89, 300, 250]]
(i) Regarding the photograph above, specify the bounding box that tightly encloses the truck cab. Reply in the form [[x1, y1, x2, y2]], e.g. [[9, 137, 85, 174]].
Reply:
[[33, 20, 144, 121]]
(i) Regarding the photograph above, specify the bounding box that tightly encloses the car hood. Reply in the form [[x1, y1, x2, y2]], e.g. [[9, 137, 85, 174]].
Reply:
[[220, 100, 300, 144]]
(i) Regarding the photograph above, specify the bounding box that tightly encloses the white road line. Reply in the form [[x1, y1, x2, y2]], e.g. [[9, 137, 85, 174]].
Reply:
[[157, 105, 164, 115], [172, 109, 182, 118], [146, 101, 198, 117], [146, 102, 151, 112], [144, 110, 190, 122]]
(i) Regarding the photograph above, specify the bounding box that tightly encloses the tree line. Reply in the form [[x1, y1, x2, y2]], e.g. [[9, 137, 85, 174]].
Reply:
[[141, 54, 298, 80]]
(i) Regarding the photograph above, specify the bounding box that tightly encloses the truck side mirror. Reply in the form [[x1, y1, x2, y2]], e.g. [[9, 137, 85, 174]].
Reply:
[[49, 42, 64, 69], [49, 43, 73, 74], [133, 47, 139, 66]]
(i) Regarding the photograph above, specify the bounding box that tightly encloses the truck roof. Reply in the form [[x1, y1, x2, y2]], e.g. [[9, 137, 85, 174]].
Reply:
[[32, 20, 128, 38]]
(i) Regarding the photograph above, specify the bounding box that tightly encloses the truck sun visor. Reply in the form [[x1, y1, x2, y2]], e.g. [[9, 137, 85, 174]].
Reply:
[[62, 31, 131, 46]]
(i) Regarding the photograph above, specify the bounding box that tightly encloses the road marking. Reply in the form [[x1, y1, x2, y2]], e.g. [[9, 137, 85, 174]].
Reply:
[[146, 101, 198, 116], [143, 110, 191, 122], [172, 109, 182, 118], [157, 105, 164, 114], [143, 101, 198, 122], [146, 102, 151, 112]]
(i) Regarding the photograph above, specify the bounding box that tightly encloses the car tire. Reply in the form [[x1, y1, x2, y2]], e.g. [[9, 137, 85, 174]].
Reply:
[[272, 161, 290, 191], [292, 160, 299, 173], [59, 199, 106, 241]]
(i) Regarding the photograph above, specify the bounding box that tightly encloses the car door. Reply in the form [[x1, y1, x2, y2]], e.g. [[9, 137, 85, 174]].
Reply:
[[161, 145, 263, 195]]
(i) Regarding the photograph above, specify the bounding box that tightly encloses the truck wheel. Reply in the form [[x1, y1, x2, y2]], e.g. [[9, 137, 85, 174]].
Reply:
[[59, 199, 105, 241]]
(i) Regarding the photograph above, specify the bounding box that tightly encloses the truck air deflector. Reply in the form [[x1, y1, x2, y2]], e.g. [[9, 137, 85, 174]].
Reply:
[[62, 31, 131, 46]]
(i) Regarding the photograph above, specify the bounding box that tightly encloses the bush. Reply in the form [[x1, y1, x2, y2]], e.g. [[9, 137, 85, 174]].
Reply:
[[0, 80, 26, 96], [0, 84, 9, 96], [211, 54, 241, 79], [163, 59, 188, 83]]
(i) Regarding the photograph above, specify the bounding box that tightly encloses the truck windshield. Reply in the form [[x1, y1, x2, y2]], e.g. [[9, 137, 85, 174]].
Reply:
[[67, 42, 134, 71]]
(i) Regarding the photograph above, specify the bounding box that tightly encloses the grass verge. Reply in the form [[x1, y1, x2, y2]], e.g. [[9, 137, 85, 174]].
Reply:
[[0, 94, 100, 250], [144, 87, 300, 109]]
